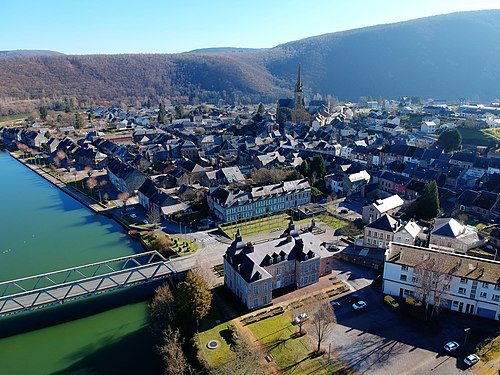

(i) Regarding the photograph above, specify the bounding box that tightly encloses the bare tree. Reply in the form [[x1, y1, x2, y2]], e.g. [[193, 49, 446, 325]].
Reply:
[[150, 283, 176, 334], [55, 150, 66, 166], [150, 235, 173, 257], [216, 332, 267, 375], [307, 300, 336, 354], [159, 326, 190, 375], [147, 207, 161, 227], [86, 177, 98, 197], [413, 253, 454, 321], [84, 165, 93, 178], [117, 191, 131, 213]]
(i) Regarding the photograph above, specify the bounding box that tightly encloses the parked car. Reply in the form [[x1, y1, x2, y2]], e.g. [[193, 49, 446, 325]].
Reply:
[[352, 300, 367, 310], [330, 301, 341, 308], [293, 312, 308, 325], [444, 341, 460, 352], [348, 294, 360, 303], [405, 297, 423, 307], [384, 295, 399, 308], [463, 354, 480, 366]]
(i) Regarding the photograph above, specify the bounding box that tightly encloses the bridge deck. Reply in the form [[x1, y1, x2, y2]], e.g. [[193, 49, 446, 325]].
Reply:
[[0, 251, 188, 317]]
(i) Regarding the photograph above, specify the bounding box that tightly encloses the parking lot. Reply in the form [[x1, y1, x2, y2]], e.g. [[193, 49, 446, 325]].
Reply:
[[329, 261, 498, 374]]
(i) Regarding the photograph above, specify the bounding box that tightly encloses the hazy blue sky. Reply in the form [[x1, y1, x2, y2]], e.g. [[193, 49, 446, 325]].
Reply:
[[2, 0, 500, 54]]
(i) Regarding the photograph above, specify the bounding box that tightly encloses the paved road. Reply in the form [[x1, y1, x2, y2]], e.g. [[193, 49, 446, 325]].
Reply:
[[329, 261, 497, 375]]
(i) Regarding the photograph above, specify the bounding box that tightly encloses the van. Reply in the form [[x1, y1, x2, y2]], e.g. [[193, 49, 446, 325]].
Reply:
[[405, 297, 422, 307], [384, 295, 399, 308]]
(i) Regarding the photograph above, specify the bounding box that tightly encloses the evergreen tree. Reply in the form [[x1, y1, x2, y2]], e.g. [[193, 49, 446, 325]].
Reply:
[[74, 113, 84, 129], [411, 180, 440, 220], [174, 104, 185, 119], [176, 271, 212, 322], [158, 103, 165, 124], [436, 128, 462, 152], [39, 106, 48, 121]]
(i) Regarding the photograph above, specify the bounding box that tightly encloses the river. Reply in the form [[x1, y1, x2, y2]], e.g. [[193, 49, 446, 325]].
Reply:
[[0, 151, 162, 374]]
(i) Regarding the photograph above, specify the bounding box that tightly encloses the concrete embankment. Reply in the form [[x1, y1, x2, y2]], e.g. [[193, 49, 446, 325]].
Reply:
[[9, 153, 111, 217]]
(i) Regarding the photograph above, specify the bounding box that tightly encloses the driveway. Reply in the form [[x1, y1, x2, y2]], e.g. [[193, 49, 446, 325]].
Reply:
[[329, 261, 498, 375]]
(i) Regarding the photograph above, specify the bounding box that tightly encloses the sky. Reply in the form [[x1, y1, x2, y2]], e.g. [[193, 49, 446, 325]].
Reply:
[[2, 0, 500, 54]]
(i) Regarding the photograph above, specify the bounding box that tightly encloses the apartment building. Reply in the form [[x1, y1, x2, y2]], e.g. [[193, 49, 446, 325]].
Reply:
[[383, 242, 500, 320], [208, 179, 310, 223]]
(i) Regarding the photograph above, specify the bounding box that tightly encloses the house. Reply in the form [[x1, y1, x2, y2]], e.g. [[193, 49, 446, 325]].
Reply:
[[201, 166, 246, 187], [106, 158, 146, 193], [363, 214, 402, 248], [450, 152, 476, 169], [429, 218, 483, 253], [383, 242, 500, 320], [362, 194, 404, 224], [138, 179, 188, 218], [223, 221, 332, 309], [208, 179, 310, 223], [393, 220, 425, 246], [420, 121, 438, 134], [343, 170, 370, 196]]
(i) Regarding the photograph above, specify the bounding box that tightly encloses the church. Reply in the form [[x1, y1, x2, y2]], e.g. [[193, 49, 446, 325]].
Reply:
[[276, 64, 313, 126]]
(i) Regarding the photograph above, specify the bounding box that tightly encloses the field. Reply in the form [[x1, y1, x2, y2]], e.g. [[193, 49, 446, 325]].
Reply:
[[458, 127, 497, 146], [483, 128, 500, 141]]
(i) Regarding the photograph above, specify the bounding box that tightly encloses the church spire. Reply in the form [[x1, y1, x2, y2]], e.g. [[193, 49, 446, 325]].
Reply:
[[295, 64, 303, 93]]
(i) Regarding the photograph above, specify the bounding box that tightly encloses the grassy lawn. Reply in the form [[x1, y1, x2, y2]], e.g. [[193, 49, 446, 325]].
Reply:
[[247, 311, 345, 374], [458, 127, 496, 146], [141, 233, 198, 256], [221, 213, 348, 239], [220, 213, 291, 238], [477, 335, 500, 362], [483, 128, 500, 141]]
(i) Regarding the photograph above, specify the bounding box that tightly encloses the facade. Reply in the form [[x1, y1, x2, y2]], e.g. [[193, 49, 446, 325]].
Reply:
[[223, 221, 332, 309], [383, 242, 500, 320], [363, 214, 402, 248], [362, 194, 404, 224], [429, 218, 483, 253], [208, 179, 311, 223], [106, 158, 146, 193]]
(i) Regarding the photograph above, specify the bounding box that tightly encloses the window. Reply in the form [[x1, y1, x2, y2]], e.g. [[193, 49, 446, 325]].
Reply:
[[460, 278, 468, 284], [368, 230, 372, 236], [400, 274, 407, 281], [401, 265, 409, 271], [387, 234, 391, 240], [367, 238, 371, 244], [254, 298, 259, 307], [482, 282, 489, 289], [253, 286, 259, 295], [412, 276, 417, 283], [495, 285, 500, 291], [480, 292, 487, 298], [452, 301, 459, 307], [277, 267, 281, 275], [493, 295, 500, 302], [458, 287, 466, 294]]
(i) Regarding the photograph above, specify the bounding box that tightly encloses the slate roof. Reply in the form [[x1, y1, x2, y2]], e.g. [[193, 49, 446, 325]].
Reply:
[[432, 218, 466, 237], [366, 214, 401, 232]]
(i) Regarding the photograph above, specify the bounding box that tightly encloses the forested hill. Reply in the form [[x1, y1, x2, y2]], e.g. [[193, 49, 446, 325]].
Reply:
[[1, 10, 499, 104]]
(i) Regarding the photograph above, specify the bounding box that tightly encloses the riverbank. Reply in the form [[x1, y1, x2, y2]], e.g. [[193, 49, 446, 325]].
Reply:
[[9, 152, 111, 216]]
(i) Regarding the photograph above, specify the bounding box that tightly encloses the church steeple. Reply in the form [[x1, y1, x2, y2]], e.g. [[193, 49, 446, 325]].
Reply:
[[295, 64, 303, 93]]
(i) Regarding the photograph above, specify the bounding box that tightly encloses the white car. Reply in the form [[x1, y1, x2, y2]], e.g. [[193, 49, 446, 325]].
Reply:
[[352, 300, 367, 310], [463, 354, 480, 366], [443, 341, 459, 352]]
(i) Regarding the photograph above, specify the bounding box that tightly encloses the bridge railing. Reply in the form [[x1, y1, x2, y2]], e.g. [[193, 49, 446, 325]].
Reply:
[[0, 251, 167, 298]]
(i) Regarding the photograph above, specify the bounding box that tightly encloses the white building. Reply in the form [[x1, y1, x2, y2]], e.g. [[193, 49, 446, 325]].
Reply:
[[383, 242, 500, 320], [421, 121, 438, 134], [208, 179, 310, 223], [362, 195, 404, 224]]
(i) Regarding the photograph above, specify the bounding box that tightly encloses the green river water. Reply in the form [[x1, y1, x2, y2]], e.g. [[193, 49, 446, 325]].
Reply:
[[0, 151, 162, 374]]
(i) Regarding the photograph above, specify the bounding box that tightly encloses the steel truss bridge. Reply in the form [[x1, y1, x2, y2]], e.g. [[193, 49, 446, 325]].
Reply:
[[0, 251, 181, 317]]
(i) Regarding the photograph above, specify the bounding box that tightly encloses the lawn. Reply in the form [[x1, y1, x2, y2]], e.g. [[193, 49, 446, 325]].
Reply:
[[477, 335, 500, 362], [246, 311, 345, 374], [220, 213, 291, 238], [220, 213, 347, 239], [458, 127, 496, 146], [483, 128, 500, 141]]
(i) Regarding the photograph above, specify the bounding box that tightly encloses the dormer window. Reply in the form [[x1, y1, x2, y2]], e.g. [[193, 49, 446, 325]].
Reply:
[[304, 254, 308, 260]]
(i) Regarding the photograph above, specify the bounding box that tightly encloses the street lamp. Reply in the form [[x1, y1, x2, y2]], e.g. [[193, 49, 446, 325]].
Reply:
[[464, 327, 470, 346]]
